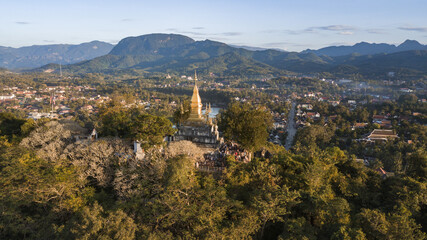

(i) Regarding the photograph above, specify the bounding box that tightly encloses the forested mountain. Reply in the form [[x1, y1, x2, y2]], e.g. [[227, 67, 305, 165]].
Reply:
[[37, 34, 331, 76], [303, 39, 427, 57], [0, 41, 114, 69], [34, 34, 427, 79]]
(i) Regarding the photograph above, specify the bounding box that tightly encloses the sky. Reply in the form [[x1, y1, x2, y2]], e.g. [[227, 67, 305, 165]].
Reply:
[[1, 0, 427, 51]]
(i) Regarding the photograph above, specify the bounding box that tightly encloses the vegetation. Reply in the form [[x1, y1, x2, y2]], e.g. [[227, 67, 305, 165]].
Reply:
[[218, 102, 273, 154], [0, 95, 426, 239], [97, 102, 175, 148]]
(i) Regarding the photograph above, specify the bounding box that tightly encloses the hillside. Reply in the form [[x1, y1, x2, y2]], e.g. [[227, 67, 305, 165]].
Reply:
[[44, 34, 324, 76], [332, 50, 427, 78], [303, 39, 427, 57], [110, 34, 195, 55], [36, 34, 427, 79], [0, 41, 114, 69]]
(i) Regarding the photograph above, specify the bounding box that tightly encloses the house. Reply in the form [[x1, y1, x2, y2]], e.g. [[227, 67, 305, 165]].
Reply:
[[352, 123, 368, 130], [329, 100, 340, 106], [28, 112, 58, 120], [299, 103, 313, 110], [365, 129, 398, 142], [375, 168, 395, 179], [304, 92, 315, 97], [372, 115, 387, 121], [379, 120, 392, 128], [74, 128, 98, 141], [399, 88, 414, 93], [306, 112, 320, 119], [273, 122, 286, 129], [80, 105, 94, 111], [0, 94, 15, 100]]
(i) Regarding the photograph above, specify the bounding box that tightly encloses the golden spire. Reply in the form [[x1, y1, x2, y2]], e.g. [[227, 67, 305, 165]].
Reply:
[[187, 70, 203, 122]]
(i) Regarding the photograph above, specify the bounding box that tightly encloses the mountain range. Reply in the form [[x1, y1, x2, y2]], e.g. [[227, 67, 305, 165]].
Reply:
[[3, 34, 427, 79], [303, 40, 427, 56], [0, 41, 114, 69]]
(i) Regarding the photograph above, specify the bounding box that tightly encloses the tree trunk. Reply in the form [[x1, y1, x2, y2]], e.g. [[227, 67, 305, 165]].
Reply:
[[259, 221, 267, 240]]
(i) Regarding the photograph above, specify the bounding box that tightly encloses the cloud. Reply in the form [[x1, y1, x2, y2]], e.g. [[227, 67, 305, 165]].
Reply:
[[260, 29, 280, 34], [121, 18, 133, 22], [108, 40, 119, 44], [366, 28, 386, 34], [398, 26, 427, 32], [284, 30, 305, 35], [305, 25, 356, 33], [284, 25, 356, 35], [165, 28, 207, 36], [328, 42, 352, 46], [220, 32, 242, 36], [165, 28, 242, 38], [205, 36, 230, 41], [262, 42, 291, 47], [317, 25, 355, 31], [192, 27, 205, 30], [262, 42, 314, 49], [43, 40, 55, 43], [179, 31, 209, 36], [15, 21, 30, 25]]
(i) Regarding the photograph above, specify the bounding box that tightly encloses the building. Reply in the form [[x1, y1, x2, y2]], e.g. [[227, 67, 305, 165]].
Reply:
[[0, 94, 15, 101], [170, 72, 221, 148], [364, 129, 398, 142], [351, 123, 368, 130]]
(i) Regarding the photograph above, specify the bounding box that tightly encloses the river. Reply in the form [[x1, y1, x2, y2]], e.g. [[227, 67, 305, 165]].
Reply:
[[204, 107, 221, 119]]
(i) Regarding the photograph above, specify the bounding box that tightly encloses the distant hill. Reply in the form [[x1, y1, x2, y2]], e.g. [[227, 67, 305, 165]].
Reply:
[[303, 40, 427, 57], [110, 34, 194, 55], [0, 41, 114, 69], [229, 44, 286, 52], [34, 34, 427, 79], [330, 50, 427, 77]]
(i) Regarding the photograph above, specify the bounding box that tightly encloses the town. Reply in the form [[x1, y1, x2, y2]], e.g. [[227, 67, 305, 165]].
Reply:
[[1, 70, 425, 177]]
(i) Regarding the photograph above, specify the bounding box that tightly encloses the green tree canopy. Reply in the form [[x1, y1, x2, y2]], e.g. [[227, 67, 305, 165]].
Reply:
[[98, 105, 175, 148], [218, 102, 272, 153]]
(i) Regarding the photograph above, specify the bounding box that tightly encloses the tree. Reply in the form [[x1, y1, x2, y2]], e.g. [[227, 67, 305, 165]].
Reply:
[[172, 100, 190, 124], [129, 112, 175, 149], [20, 120, 86, 162], [66, 138, 133, 188], [98, 106, 175, 148], [0, 112, 33, 140], [398, 94, 418, 105], [405, 149, 427, 181], [61, 202, 136, 240], [218, 102, 272, 156], [0, 146, 90, 239]]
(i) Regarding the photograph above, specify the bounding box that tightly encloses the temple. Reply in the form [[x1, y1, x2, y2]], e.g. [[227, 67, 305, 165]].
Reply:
[[170, 71, 221, 148]]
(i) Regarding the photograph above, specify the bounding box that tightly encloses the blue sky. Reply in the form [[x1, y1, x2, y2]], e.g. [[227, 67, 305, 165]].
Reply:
[[1, 0, 426, 51]]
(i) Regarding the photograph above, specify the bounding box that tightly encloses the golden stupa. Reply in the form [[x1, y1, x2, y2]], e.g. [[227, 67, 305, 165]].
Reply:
[[187, 71, 204, 123]]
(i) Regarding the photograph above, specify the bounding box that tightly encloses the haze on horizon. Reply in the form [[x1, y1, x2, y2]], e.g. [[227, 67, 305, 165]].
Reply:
[[1, 0, 426, 51]]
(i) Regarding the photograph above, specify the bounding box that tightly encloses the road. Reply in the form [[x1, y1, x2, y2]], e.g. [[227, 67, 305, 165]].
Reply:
[[285, 102, 297, 150]]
